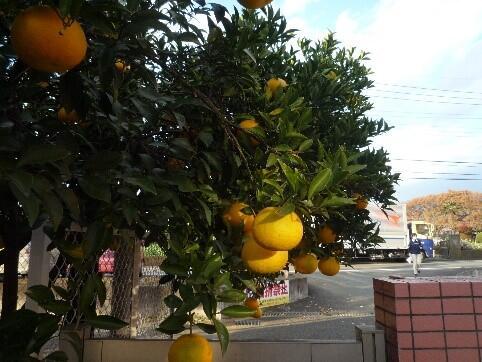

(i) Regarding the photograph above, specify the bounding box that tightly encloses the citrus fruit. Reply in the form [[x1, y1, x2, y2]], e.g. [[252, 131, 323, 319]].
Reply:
[[253, 307, 262, 318], [252, 207, 303, 251], [239, 119, 260, 145], [354, 194, 368, 210], [166, 157, 185, 172], [241, 235, 288, 274], [238, 0, 273, 9], [11, 6, 87, 73], [58, 107, 79, 124], [266, 77, 287, 93], [243, 214, 255, 234], [325, 70, 337, 80], [244, 297, 260, 310], [168, 334, 213, 362], [292, 253, 318, 274], [318, 257, 340, 276], [115, 58, 130, 73], [318, 225, 337, 244], [223, 202, 253, 229]]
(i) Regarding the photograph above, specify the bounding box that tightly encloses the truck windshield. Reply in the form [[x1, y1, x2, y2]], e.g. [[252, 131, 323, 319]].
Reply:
[[416, 224, 430, 235]]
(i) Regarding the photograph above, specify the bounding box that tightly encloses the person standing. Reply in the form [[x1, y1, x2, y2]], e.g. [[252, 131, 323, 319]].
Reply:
[[408, 234, 423, 276]]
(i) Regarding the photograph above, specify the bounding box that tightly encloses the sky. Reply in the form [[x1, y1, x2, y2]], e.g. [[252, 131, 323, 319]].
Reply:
[[220, 0, 482, 202]]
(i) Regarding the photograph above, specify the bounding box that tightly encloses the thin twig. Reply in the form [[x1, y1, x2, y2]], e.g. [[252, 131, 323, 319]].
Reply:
[[169, 70, 254, 180]]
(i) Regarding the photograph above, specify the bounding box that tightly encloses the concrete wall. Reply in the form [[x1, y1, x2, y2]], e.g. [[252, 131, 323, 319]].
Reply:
[[83, 339, 364, 362], [374, 276, 482, 362], [75, 325, 385, 362]]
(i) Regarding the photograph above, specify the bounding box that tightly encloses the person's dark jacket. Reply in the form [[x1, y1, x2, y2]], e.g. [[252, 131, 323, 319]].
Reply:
[[408, 239, 423, 254]]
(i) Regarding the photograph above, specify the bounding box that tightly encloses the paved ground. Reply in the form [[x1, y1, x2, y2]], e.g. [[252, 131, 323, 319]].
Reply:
[[228, 259, 482, 341]]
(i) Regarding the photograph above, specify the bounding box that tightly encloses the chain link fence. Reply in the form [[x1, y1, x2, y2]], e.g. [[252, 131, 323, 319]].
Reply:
[[1, 230, 172, 339]]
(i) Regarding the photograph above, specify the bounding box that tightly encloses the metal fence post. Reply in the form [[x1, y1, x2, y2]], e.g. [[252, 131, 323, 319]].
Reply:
[[26, 227, 51, 312], [130, 239, 142, 338]]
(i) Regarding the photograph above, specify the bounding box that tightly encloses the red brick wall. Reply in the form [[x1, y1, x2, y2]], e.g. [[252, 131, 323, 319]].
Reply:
[[373, 277, 482, 362]]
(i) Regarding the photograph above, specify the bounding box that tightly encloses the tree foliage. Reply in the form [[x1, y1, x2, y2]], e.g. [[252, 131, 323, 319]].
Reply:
[[0, 0, 398, 357], [407, 190, 482, 238]]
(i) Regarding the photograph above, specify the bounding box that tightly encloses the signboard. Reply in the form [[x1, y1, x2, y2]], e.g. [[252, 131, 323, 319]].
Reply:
[[259, 280, 289, 307]]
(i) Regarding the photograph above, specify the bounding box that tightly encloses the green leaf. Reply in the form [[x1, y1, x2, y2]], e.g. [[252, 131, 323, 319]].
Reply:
[[321, 195, 355, 208], [44, 351, 68, 362], [160, 260, 188, 277], [52, 286, 69, 300], [156, 314, 188, 334], [213, 273, 233, 292], [58, 187, 80, 220], [85, 315, 128, 330], [200, 293, 216, 319], [298, 139, 313, 152], [25, 285, 54, 306], [220, 305, 256, 318], [278, 160, 299, 193], [58, 0, 73, 17], [201, 255, 223, 279], [86, 152, 122, 171], [18, 144, 70, 166], [7, 170, 33, 197], [214, 319, 229, 355], [79, 276, 96, 313], [41, 193, 64, 231], [178, 32, 201, 44], [239, 279, 257, 293], [9, 183, 40, 226], [243, 48, 256, 63], [217, 289, 246, 303], [197, 198, 212, 226], [346, 164, 367, 174], [308, 168, 332, 200], [79, 176, 111, 202], [44, 300, 71, 315], [269, 107, 284, 116], [124, 176, 157, 195], [197, 323, 217, 334], [93, 274, 106, 307], [164, 294, 183, 309]]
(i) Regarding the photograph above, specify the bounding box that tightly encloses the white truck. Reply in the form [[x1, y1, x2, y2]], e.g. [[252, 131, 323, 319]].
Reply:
[[366, 203, 409, 260]]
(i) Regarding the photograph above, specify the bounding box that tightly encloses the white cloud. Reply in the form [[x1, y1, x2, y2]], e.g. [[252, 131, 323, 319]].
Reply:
[[334, 0, 482, 83]]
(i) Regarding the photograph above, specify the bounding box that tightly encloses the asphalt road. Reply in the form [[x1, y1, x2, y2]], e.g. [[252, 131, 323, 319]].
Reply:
[[228, 259, 482, 341]]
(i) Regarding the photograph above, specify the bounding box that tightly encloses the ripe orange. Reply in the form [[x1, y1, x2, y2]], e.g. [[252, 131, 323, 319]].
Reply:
[[58, 107, 79, 124], [266, 77, 287, 94], [166, 157, 185, 172], [238, 0, 273, 9], [292, 253, 318, 274], [11, 6, 87, 73], [318, 257, 340, 276], [168, 334, 213, 362], [318, 225, 337, 244], [115, 58, 130, 73], [244, 297, 260, 310], [253, 307, 262, 318], [223, 202, 253, 229], [241, 234, 288, 274], [238, 119, 260, 145], [253, 207, 303, 251], [353, 194, 368, 210]]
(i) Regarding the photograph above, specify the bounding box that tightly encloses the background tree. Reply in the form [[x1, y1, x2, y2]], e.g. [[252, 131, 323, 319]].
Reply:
[[0, 0, 398, 358], [407, 190, 482, 238]]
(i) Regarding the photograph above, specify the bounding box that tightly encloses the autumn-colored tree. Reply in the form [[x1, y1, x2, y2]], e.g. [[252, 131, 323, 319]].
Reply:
[[0, 0, 398, 359], [407, 190, 482, 238]]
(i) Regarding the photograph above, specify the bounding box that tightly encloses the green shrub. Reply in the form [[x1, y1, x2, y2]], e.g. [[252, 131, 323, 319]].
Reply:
[[144, 243, 165, 257], [476, 232, 482, 243]]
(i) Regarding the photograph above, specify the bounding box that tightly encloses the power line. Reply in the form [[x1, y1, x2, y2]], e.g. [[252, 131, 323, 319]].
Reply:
[[391, 159, 482, 165], [401, 177, 482, 181], [375, 82, 482, 96], [368, 95, 482, 106], [394, 171, 481, 176], [369, 89, 482, 101], [369, 110, 481, 116]]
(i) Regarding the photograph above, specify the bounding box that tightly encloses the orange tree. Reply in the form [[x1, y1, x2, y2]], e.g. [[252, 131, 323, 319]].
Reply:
[[0, 0, 398, 359]]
